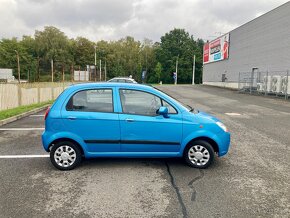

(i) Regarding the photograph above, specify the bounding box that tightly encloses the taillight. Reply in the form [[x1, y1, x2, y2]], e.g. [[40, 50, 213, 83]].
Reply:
[[44, 107, 50, 120]]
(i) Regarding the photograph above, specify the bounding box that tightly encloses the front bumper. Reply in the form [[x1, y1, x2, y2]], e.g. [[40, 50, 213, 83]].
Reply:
[[217, 132, 231, 157]]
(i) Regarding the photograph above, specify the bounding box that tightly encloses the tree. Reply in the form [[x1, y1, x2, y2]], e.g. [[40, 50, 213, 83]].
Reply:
[[156, 28, 203, 84], [35, 26, 69, 81], [0, 37, 35, 81], [148, 62, 162, 83], [155, 62, 162, 83]]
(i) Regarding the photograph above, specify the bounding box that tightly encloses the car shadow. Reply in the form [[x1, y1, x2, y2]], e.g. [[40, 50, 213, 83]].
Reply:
[[79, 157, 186, 169]]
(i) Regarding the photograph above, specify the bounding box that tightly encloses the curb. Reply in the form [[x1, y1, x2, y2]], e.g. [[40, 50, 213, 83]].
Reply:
[[0, 105, 50, 127]]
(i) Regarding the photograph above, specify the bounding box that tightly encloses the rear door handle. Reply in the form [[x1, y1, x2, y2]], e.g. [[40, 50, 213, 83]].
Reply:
[[67, 116, 76, 120], [125, 118, 134, 122]]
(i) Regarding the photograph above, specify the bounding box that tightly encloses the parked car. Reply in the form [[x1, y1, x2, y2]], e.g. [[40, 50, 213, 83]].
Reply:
[[107, 77, 137, 83], [42, 83, 230, 170]]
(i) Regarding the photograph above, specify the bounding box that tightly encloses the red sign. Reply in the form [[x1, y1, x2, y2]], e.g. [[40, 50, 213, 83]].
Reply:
[[203, 43, 209, 63]]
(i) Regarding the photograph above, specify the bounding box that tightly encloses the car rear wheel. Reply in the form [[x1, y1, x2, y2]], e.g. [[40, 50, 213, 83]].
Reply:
[[50, 141, 82, 170], [184, 140, 215, 169]]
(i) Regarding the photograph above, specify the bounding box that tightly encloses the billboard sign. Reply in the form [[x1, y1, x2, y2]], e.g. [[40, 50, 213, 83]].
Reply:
[[203, 33, 229, 64]]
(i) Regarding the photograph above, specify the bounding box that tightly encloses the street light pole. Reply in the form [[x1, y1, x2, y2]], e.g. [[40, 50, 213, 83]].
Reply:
[[192, 55, 196, 85], [14, 50, 20, 83]]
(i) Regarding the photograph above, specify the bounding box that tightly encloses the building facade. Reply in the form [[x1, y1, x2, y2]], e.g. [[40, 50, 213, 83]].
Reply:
[[202, 2, 290, 89]]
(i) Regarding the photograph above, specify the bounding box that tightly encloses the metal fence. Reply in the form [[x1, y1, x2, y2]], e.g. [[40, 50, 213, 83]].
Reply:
[[238, 70, 289, 100]]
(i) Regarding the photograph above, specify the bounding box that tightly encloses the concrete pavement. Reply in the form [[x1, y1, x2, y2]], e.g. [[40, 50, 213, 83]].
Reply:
[[0, 85, 289, 218]]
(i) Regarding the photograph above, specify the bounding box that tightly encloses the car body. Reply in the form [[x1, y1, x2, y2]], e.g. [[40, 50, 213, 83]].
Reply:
[[107, 77, 137, 83], [42, 83, 230, 170]]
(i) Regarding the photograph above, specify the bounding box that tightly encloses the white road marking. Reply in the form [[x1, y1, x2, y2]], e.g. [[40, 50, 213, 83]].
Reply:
[[0, 154, 49, 159], [0, 127, 44, 131], [29, 115, 44, 117], [225, 113, 241, 116]]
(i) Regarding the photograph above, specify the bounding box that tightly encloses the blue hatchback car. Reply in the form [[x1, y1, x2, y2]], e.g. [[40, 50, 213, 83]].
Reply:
[[42, 83, 230, 170]]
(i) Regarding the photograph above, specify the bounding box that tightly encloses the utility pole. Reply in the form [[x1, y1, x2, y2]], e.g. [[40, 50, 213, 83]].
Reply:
[[14, 50, 20, 83], [62, 64, 65, 82], [175, 55, 179, 85], [99, 59, 102, 81], [104, 59, 107, 81], [192, 55, 196, 85], [145, 50, 148, 73], [94, 45, 97, 66], [51, 59, 54, 82]]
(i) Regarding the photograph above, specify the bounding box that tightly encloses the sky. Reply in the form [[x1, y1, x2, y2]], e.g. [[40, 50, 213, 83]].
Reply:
[[0, 0, 289, 42]]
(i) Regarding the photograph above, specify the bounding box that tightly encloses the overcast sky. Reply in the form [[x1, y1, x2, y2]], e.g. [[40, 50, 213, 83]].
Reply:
[[0, 0, 288, 42]]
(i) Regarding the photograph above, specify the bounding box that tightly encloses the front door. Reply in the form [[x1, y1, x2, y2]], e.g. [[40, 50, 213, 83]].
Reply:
[[118, 89, 182, 153], [61, 88, 120, 152]]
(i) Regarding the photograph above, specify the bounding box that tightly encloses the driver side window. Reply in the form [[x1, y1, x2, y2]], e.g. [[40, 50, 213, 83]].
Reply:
[[119, 89, 161, 116]]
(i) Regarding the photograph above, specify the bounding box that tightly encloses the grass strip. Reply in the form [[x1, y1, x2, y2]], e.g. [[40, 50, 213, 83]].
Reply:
[[0, 100, 53, 120]]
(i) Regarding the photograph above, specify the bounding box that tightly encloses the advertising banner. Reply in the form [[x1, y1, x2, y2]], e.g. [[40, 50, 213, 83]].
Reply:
[[203, 33, 229, 64]]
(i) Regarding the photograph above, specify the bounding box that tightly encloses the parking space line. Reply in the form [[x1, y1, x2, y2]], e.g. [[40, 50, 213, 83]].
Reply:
[[29, 115, 44, 117], [0, 128, 44, 131], [225, 113, 241, 116], [0, 155, 49, 159]]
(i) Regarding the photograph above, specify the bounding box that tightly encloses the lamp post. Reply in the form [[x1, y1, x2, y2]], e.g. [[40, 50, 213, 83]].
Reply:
[[14, 50, 20, 83]]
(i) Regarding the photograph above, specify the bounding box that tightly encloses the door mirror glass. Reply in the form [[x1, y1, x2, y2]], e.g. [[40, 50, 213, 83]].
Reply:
[[158, 106, 169, 118]]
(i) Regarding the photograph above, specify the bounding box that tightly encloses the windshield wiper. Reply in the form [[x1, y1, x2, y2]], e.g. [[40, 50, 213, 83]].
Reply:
[[187, 104, 194, 112]]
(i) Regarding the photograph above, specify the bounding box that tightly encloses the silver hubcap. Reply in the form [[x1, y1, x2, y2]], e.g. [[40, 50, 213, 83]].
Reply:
[[54, 145, 76, 168], [188, 145, 210, 166]]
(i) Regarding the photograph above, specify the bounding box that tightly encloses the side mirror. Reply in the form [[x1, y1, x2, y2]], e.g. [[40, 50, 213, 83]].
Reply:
[[158, 106, 169, 118]]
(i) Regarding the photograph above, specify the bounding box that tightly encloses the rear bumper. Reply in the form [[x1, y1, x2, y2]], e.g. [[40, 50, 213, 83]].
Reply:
[[42, 131, 51, 152]]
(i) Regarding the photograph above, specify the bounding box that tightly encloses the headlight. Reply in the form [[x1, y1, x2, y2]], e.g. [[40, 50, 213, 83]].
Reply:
[[216, 121, 228, 132]]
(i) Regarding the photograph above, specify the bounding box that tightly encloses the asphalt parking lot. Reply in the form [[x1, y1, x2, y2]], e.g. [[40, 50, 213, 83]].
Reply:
[[0, 85, 289, 218]]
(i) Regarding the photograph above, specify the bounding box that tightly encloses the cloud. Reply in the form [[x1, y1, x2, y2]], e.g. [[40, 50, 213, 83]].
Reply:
[[0, 0, 288, 41]]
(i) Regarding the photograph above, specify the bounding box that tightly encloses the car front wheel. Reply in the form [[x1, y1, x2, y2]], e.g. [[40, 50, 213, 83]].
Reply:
[[50, 141, 82, 170], [184, 140, 215, 169]]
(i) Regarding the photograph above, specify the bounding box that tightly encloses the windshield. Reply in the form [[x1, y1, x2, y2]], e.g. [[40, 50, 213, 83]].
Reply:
[[154, 87, 193, 112]]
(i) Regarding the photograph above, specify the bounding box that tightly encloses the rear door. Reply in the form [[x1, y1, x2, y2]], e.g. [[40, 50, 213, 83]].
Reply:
[[61, 88, 120, 152]]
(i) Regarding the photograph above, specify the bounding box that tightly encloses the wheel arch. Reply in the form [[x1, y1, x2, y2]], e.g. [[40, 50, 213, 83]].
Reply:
[[183, 136, 219, 156], [49, 138, 85, 156]]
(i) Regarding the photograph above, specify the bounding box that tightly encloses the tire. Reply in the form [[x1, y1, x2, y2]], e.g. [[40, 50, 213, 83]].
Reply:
[[50, 141, 82, 170], [184, 140, 215, 169]]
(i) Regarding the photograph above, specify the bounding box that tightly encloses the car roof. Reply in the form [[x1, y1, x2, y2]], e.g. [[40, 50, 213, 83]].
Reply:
[[68, 82, 153, 91], [110, 77, 133, 79]]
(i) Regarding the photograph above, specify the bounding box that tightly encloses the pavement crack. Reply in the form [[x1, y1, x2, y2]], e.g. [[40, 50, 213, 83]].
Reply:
[[188, 169, 204, 202], [165, 162, 188, 218]]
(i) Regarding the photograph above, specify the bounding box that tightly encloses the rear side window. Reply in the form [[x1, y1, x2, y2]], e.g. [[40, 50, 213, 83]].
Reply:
[[66, 89, 113, 112]]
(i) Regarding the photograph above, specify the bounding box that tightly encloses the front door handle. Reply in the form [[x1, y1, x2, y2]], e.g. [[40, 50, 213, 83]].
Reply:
[[67, 116, 76, 120], [125, 118, 134, 122]]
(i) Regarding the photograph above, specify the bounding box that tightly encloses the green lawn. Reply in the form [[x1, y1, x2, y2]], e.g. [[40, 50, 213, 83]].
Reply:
[[0, 100, 54, 121]]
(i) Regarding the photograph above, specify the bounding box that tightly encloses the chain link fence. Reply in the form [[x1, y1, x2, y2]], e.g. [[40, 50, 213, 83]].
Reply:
[[238, 70, 289, 100]]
